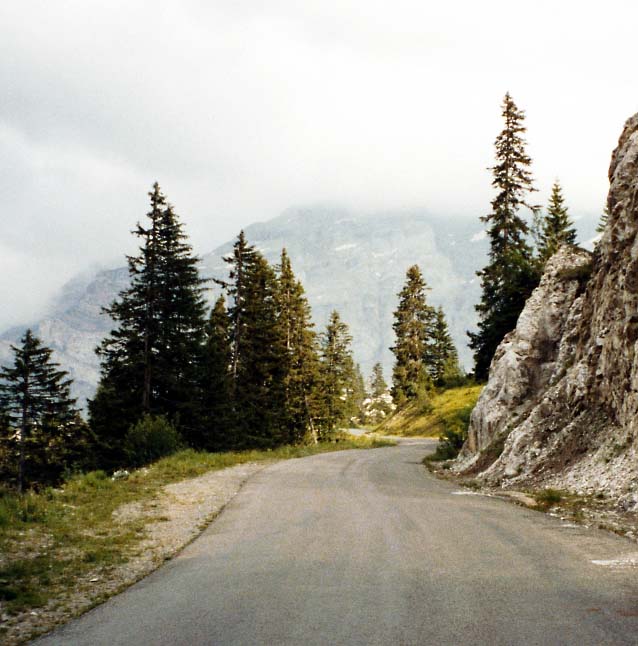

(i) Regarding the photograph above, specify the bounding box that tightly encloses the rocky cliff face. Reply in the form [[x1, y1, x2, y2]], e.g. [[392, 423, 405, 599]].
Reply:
[[455, 113, 638, 511]]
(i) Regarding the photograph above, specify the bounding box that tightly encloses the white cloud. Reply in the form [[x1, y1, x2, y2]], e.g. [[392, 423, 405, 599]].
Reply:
[[0, 0, 637, 328]]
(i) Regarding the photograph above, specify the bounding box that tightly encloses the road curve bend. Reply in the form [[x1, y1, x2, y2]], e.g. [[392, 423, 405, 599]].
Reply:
[[35, 439, 638, 645]]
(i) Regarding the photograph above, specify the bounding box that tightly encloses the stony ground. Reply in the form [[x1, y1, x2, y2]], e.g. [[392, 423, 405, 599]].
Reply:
[[429, 461, 638, 544], [2, 461, 268, 645]]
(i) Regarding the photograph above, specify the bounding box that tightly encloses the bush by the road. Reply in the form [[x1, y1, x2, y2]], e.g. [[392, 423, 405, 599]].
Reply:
[[124, 415, 183, 467]]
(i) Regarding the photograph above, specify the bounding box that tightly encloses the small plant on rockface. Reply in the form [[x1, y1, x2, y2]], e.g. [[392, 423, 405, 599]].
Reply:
[[425, 424, 467, 462], [485, 434, 507, 461], [557, 261, 593, 292], [462, 479, 481, 490], [423, 390, 480, 462], [535, 488, 563, 508]]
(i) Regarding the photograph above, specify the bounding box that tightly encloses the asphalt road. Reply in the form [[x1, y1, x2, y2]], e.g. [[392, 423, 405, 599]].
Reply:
[[35, 439, 638, 645]]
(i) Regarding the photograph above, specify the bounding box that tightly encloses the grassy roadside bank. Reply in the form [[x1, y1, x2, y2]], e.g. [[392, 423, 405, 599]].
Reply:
[[375, 385, 482, 438], [0, 435, 393, 643]]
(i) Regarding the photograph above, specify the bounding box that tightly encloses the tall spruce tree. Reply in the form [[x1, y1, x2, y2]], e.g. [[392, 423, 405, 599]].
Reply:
[[391, 265, 434, 405], [216, 231, 260, 390], [228, 250, 287, 448], [370, 362, 388, 397], [89, 183, 208, 466], [317, 311, 355, 434], [469, 93, 541, 380], [538, 180, 577, 262], [200, 295, 233, 450], [153, 195, 209, 436], [349, 363, 367, 423], [0, 330, 81, 491], [275, 249, 321, 445], [428, 307, 462, 386]]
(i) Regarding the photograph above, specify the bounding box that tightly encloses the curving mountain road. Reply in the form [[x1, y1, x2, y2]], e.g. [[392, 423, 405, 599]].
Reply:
[[35, 439, 638, 645]]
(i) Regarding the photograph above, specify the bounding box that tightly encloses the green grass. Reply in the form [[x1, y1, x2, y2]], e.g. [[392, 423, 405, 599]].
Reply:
[[376, 385, 482, 438], [0, 435, 393, 617], [534, 488, 563, 509]]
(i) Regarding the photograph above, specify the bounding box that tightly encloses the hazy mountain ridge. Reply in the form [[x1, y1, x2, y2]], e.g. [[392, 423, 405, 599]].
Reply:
[[203, 206, 488, 363], [0, 207, 599, 407]]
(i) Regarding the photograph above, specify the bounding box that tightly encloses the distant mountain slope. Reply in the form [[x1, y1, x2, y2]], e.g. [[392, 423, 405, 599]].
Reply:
[[0, 267, 131, 408], [0, 207, 599, 407], [203, 207, 487, 371]]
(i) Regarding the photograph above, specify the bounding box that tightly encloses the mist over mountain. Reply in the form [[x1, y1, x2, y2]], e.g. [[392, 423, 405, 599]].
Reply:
[[0, 207, 599, 407]]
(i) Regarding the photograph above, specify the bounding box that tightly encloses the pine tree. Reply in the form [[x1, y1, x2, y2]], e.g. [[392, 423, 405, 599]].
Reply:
[[469, 93, 541, 380], [0, 403, 11, 484], [596, 206, 610, 234], [428, 307, 463, 386], [349, 363, 367, 423], [275, 249, 321, 445], [317, 311, 355, 434], [231, 252, 287, 448], [391, 265, 434, 404], [370, 363, 388, 397], [216, 231, 260, 390], [153, 194, 209, 440], [215, 235, 290, 448], [200, 295, 233, 450], [538, 180, 577, 262], [0, 330, 81, 491], [89, 183, 208, 466]]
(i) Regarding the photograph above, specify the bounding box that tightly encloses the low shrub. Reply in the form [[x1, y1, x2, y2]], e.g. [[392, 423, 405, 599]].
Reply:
[[425, 426, 467, 462], [124, 415, 183, 468], [535, 488, 563, 508]]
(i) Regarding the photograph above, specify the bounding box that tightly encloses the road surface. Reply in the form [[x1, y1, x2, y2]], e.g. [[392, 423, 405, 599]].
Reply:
[[35, 439, 638, 645]]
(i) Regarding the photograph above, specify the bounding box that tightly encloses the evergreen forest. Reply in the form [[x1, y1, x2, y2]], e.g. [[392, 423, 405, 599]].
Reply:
[[0, 94, 585, 491]]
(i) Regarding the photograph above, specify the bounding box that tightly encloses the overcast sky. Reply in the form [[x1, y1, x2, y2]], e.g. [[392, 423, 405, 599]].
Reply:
[[1, 0, 637, 329]]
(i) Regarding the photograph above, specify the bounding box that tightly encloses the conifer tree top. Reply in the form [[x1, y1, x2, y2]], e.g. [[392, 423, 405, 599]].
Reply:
[[539, 179, 577, 261], [0, 329, 77, 422], [483, 93, 538, 259]]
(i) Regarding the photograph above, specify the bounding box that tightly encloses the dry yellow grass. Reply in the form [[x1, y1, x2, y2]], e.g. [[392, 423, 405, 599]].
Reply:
[[376, 385, 482, 437]]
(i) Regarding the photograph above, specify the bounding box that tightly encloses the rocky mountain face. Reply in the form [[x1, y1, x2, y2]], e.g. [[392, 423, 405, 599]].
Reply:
[[0, 267, 131, 411], [0, 209, 490, 407], [455, 113, 638, 511]]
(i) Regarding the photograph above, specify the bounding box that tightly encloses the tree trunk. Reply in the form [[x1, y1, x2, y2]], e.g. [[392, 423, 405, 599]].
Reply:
[[142, 332, 151, 412], [18, 380, 28, 494], [304, 394, 318, 445]]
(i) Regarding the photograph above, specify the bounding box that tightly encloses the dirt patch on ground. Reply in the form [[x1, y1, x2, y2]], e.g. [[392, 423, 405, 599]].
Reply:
[[2, 461, 268, 645]]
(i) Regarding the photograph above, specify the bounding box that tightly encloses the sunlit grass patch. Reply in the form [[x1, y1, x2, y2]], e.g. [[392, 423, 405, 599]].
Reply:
[[377, 385, 482, 438]]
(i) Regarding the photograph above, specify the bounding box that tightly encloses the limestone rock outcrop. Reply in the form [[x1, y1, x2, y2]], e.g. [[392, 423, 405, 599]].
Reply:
[[455, 113, 638, 510], [460, 246, 591, 459]]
